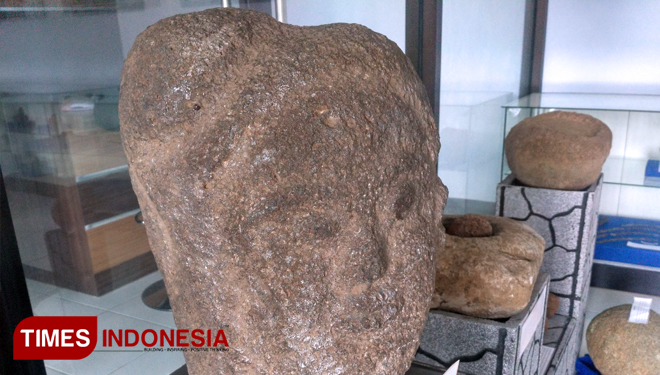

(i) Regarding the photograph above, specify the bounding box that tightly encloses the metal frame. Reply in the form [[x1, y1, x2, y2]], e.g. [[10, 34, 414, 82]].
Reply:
[[405, 0, 548, 115], [530, 0, 549, 94], [405, 0, 442, 125], [238, 0, 274, 18], [518, 0, 550, 96]]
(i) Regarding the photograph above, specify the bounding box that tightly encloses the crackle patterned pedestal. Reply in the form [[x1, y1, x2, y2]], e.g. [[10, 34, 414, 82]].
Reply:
[[542, 315, 579, 375], [496, 175, 602, 320], [496, 174, 602, 375], [415, 273, 549, 375]]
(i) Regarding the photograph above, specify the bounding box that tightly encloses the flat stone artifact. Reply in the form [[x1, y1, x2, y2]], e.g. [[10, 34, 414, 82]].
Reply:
[[587, 304, 660, 375], [119, 7, 447, 374], [431, 215, 545, 319], [505, 111, 612, 190]]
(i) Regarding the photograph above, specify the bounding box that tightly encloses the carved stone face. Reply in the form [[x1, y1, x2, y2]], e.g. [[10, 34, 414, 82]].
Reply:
[[120, 8, 447, 374]]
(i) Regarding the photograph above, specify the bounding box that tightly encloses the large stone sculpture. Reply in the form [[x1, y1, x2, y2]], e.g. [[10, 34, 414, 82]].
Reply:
[[432, 214, 545, 319], [505, 111, 612, 190], [119, 8, 447, 374]]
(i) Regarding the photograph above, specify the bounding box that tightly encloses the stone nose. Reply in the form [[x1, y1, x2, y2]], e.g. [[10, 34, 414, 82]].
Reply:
[[347, 227, 388, 283]]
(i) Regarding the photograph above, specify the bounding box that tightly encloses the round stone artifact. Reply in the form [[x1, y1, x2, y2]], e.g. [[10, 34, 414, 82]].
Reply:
[[431, 214, 545, 319], [586, 304, 660, 375], [119, 7, 448, 375], [505, 111, 612, 190]]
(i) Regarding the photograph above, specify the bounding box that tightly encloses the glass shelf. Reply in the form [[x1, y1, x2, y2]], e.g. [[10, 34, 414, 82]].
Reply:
[[602, 157, 658, 188], [76, 164, 128, 183], [501, 156, 658, 189], [444, 198, 496, 216], [0, 87, 119, 105], [437, 91, 512, 206], [0, 87, 124, 181], [503, 92, 660, 113]]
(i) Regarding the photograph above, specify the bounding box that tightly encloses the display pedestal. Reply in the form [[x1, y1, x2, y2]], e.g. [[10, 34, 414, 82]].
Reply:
[[415, 273, 549, 375], [496, 174, 603, 375], [543, 316, 579, 375]]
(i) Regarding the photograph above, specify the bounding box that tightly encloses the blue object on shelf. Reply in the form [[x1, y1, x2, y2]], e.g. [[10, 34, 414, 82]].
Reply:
[[595, 215, 660, 268], [576, 355, 601, 375], [645, 159, 660, 187]]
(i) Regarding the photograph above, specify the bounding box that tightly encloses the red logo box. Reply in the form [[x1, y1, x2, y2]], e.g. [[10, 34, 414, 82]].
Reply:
[[14, 316, 97, 360]]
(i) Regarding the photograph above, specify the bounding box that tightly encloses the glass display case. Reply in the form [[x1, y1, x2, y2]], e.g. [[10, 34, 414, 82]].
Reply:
[[0, 87, 156, 297], [503, 93, 660, 207], [437, 0, 535, 216], [501, 93, 660, 296], [439, 91, 512, 215]]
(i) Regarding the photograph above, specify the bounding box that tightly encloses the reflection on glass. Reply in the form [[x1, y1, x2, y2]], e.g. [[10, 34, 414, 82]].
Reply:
[[0, 88, 153, 297], [504, 92, 660, 113], [0, 1, 278, 372], [438, 0, 528, 214]]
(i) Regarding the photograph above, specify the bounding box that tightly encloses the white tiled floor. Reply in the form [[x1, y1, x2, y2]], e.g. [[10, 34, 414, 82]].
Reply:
[[26, 272, 185, 375], [26, 270, 657, 373], [579, 287, 660, 357]]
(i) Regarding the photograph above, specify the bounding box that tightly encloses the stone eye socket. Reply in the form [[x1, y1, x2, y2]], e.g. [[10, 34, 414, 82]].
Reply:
[[313, 219, 340, 239], [394, 183, 416, 220]]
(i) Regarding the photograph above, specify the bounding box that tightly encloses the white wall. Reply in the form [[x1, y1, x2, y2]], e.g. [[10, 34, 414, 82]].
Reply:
[[285, 0, 405, 52], [0, 12, 124, 94], [438, 0, 528, 205], [543, 0, 660, 94], [441, 0, 527, 99]]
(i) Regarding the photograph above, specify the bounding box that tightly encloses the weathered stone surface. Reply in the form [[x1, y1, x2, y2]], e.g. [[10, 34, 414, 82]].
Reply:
[[431, 215, 544, 319], [446, 213, 492, 237], [119, 8, 447, 375], [505, 111, 612, 190], [587, 304, 660, 375]]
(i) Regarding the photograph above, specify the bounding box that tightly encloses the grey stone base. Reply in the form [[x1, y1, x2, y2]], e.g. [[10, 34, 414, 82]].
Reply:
[[496, 175, 603, 321], [415, 273, 550, 375], [543, 315, 579, 375]]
